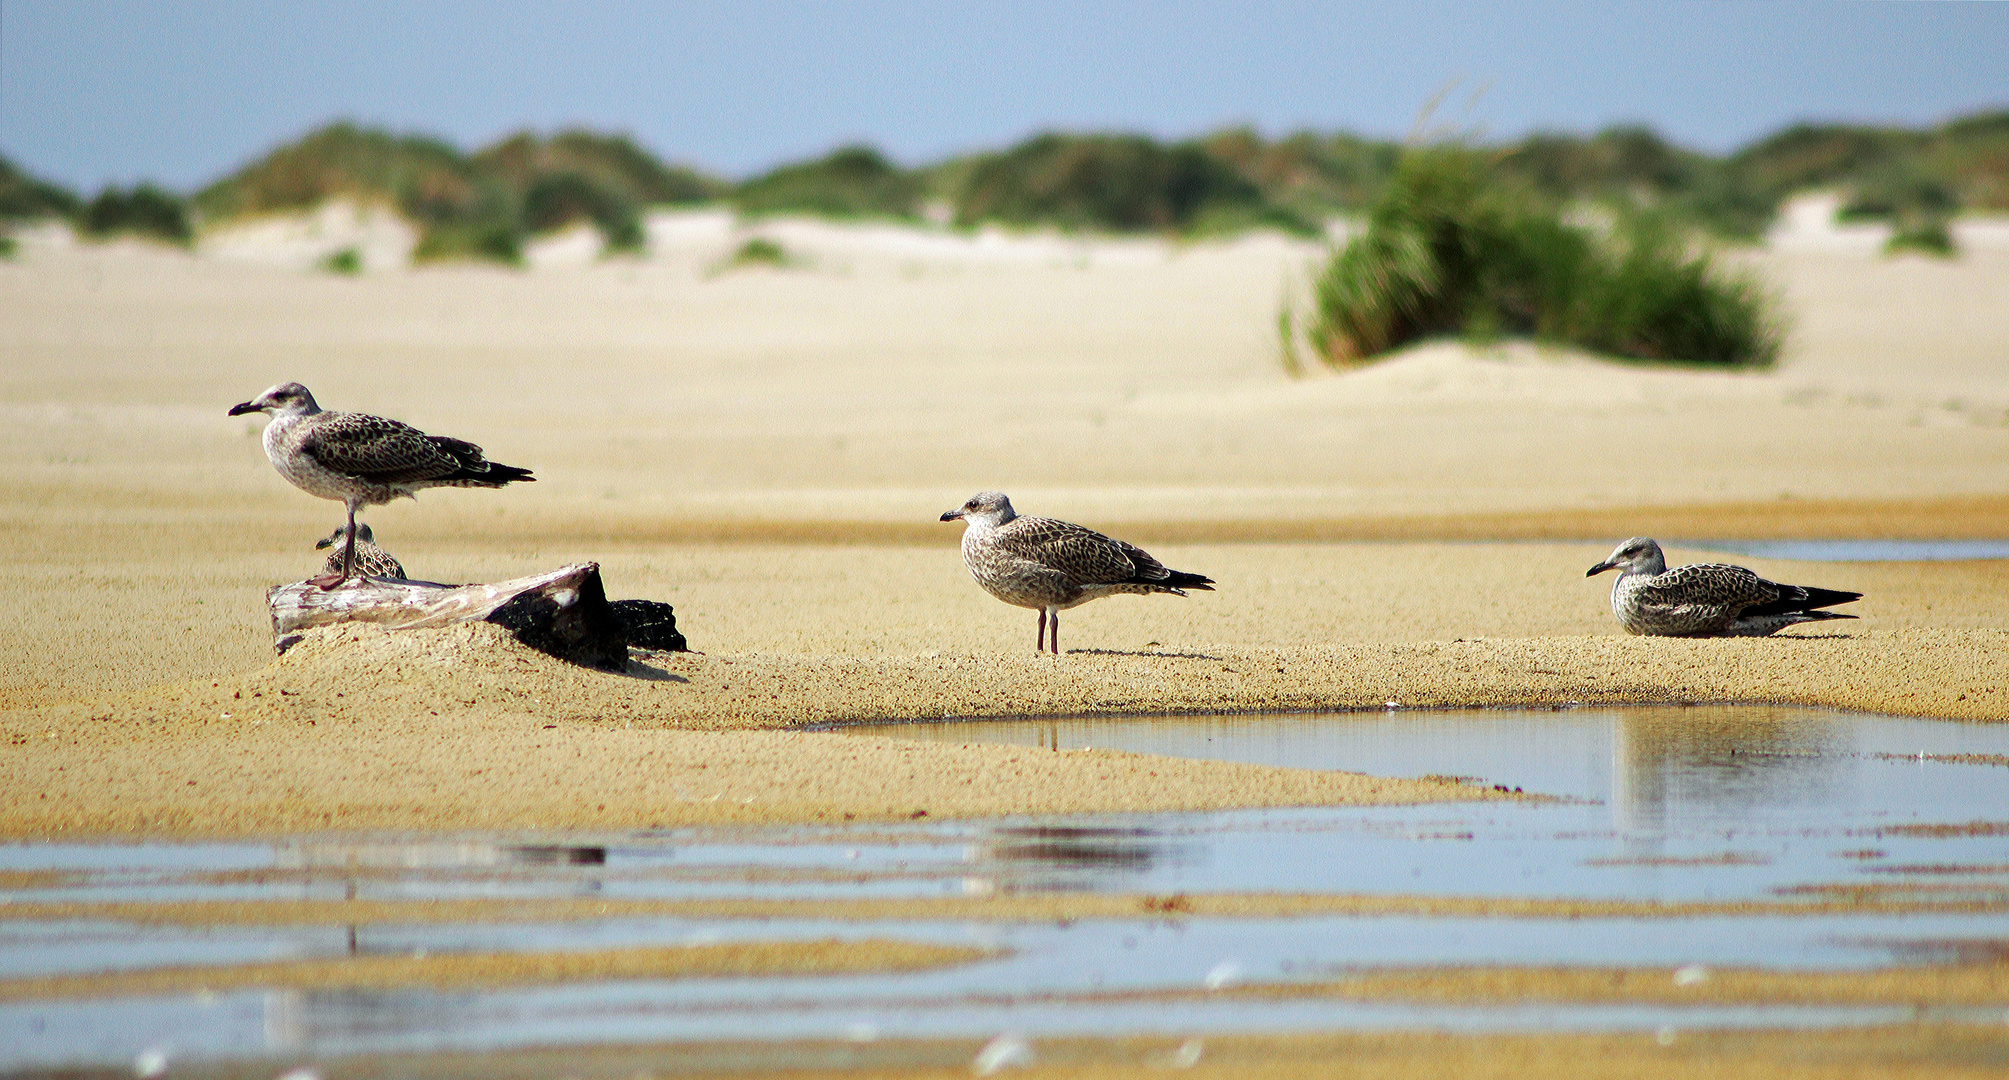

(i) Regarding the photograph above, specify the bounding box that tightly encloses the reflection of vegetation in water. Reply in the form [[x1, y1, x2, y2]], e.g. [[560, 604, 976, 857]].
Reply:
[[1290, 145, 1783, 370]]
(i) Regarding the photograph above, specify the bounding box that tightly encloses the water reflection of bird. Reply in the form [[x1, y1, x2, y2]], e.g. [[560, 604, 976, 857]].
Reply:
[[229, 382, 532, 588], [314, 523, 406, 580], [941, 491, 1214, 654], [1588, 537, 1860, 636]]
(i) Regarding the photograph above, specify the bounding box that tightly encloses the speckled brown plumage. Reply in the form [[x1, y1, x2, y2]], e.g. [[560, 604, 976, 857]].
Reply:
[[230, 381, 532, 585], [1588, 537, 1861, 637], [942, 491, 1214, 654], [315, 523, 406, 580]]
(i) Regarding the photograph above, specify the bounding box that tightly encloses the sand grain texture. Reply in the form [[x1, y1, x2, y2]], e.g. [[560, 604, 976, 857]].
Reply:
[[2, 233, 2006, 840]]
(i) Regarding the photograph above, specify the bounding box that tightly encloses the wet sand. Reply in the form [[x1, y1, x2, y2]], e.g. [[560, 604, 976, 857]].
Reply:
[[84, 1024, 2009, 1079], [0, 940, 995, 1003]]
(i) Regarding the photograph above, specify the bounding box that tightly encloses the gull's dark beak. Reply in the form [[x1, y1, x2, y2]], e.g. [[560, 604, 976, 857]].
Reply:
[[227, 400, 260, 416], [940, 509, 963, 522], [314, 535, 336, 550], [1586, 560, 1616, 577]]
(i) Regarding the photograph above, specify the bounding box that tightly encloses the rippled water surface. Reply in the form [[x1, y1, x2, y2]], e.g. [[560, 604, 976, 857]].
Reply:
[[2, 705, 2004, 1071]]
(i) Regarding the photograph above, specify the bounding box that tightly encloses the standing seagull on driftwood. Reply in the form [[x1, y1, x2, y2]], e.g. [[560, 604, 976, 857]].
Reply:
[[1587, 537, 1861, 637], [941, 491, 1214, 654], [229, 382, 533, 588]]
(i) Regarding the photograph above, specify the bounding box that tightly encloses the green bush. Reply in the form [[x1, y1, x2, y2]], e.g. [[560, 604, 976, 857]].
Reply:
[[194, 123, 479, 222], [412, 221, 521, 266], [1885, 220, 1956, 258], [320, 247, 363, 274], [1501, 127, 1775, 240], [710, 236, 793, 275], [80, 184, 192, 244], [734, 145, 921, 219], [0, 156, 80, 220], [951, 132, 1263, 232], [479, 129, 723, 206], [1297, 145, 1781, 369], [520, 171, 643, 252], [196, 123, 726, 262]]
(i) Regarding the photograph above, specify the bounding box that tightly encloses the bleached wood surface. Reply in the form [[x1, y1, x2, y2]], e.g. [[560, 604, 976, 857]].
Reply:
[[267, 563, 628, 669]]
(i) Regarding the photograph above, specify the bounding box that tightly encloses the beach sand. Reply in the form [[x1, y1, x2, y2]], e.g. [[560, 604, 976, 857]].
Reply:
[[2, 222, 2006, 1073], [3, 229, 2005, 826]]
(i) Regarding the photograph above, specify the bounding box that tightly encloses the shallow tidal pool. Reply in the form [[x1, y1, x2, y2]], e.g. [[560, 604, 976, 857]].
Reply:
[[2, 704, 2004, 1072]]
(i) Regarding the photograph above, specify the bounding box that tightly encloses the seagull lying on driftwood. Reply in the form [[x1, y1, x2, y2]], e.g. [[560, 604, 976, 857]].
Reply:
[[230, 382, 533, 588], [1587, 537, 1861, 637], [941, 491, 1214, 654], [314, 523, 406, 580]]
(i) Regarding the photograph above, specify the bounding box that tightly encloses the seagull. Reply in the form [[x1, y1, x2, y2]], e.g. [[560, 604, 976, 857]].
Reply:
[[941, 491, 1214, 654], [229, 382, 533, 588], [1587, 537, 1861, 637], [313, 523, 406, 580]]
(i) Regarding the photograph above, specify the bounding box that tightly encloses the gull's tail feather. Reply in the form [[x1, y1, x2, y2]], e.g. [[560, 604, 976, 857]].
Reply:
[[1163, 569, 1216, 592]]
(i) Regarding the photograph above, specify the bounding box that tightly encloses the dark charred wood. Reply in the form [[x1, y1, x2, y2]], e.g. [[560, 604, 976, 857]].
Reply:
[[609, 599, 688, 652]]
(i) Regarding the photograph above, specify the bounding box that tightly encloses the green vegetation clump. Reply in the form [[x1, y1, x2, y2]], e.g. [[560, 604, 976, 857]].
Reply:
[[474, 130, 723, 254], [80, 184, 192, 244], [196, 123, 726, 264], [1728, 111, 2009, 255], [708, 236, 794, 276], [1195, 128, 1396, 233], [1499, 126, 1776, 240], [320, 246, 363, 274], [950, 132, 1276, 234], [734, 146, 921, 219], [2, 108, 2004, 264], [410, 220, 522, 266], [0, 155, 81, 221], [1297, 145, 1781, 370], [196, 123, 517, 263], [1884, 220, 1956, 258]]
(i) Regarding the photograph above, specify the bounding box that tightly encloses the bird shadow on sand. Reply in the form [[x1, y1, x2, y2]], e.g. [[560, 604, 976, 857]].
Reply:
[[1067, 648, 1223, 661], [623, 657, 690, 683]]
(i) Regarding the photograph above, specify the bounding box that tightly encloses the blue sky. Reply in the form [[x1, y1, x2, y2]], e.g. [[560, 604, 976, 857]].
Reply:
[[3, 0, 2005, 192]]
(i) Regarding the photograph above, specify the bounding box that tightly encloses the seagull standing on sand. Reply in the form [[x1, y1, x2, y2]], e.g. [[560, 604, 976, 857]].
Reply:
[[1587, 537, 1861, 637], [314, 523, 406, 580], [941, 491, 1215, 654], [229, 382, 533, 588]]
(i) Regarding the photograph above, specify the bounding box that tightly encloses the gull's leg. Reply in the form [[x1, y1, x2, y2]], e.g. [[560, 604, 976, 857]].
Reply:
[[1048, 607, 1060, 655], [1036, 609, 1047, 653], [306, 502, 360, 589], [318, 501, 360, 591]]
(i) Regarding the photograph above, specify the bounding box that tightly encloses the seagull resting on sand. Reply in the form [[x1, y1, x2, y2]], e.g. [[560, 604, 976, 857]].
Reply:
[[314, 523, 406, 580], [1587, 537, 1861, 637], [229, 382, 533, 588], [941, 491, 1214, 654]]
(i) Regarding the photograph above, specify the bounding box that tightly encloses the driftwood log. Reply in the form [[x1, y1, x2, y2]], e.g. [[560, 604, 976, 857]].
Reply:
[[267, 563, 632, 670]]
